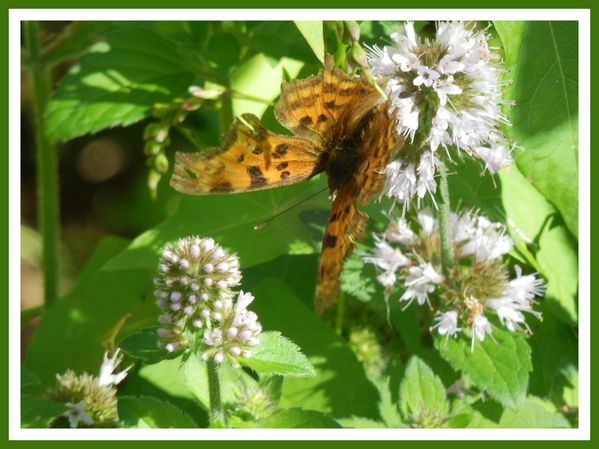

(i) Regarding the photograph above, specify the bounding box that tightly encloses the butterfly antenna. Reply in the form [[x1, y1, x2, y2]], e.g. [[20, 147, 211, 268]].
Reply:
[[254, 187, 329, 230]]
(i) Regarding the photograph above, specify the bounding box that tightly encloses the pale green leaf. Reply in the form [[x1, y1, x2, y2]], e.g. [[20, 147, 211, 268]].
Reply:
[[399, 356, 449, 427], [294, 21, 325, 63], [499, 396, 570, 428], [435, 329, 532, 409], [239, 331, 315, 377], [257, 408, 340, 428]]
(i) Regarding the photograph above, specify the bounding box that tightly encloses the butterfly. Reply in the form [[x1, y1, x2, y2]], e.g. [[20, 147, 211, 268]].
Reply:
[[170, 55, 401, 313]]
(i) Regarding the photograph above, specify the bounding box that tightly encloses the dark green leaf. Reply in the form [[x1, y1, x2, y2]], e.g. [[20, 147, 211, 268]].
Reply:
[[45, 28, 197, 143], [24, 237, 155, 385], [256, 408, 341, 428], [21, 395, 68, 428], [103, 177, 329, 272], [119, 327, 177, 364], [435, 328, 532, 409], [118, 395, 197, 428], [21, 367, 40, 389]]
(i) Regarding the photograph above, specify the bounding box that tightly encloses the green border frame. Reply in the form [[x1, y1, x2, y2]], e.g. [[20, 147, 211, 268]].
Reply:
[[3, 1, 594, 446]]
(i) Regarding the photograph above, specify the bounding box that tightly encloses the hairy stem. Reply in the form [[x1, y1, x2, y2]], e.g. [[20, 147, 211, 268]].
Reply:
[[206, 358, 225, 424], [438, 164, 455, 275], [25, 21, 60, 306]]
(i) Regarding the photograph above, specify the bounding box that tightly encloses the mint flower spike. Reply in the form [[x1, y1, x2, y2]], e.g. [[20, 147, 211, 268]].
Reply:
[[367, 21, 513, 208], [46, 349, 130, 428], [202, 290, 263, 367], [362, 209, 544, 350], [154, 236, 242, 353]]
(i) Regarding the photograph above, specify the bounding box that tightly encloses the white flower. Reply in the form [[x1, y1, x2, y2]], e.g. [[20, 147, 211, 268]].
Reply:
[[459, 217, 513, 262], [486, 265, 543, 331], [97, 349, 131, 387], [471, 313, 493, 351], [64, 401, 95, 428], [417, 208, 437, 235], [362, 239, 409, 272], [400, 262, 444, 307], [368, 21, 512, 207], [384, 217, 416, 245], [431, 310, 461, 338]]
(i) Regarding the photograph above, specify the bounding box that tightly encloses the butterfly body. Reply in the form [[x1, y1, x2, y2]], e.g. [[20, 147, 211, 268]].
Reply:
[[171, 56, 401, 313]]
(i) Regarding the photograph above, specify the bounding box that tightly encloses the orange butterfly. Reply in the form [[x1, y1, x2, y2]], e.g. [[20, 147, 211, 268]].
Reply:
[[170, 55, 401, 313]]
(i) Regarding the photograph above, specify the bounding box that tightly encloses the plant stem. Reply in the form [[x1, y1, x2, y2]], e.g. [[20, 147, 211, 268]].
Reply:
[[335, 290, 346, 336], [219, 85, 234, 133], [25, 21, 60, 306], [438, 163, 455, 276], [206, 358, 225, 424]]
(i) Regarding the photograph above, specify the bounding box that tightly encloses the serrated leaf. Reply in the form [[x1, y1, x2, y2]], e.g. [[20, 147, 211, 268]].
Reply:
[[399, 356, 449, 427], [496, 21, 578, 238], [45, 28, 197, 143], [119, 327, 177, 364], [256, 408, 341, 428], [499, 396, 570, 428], [435, 329, 532, 409], [103, 177, 329, 272], [294, 21, 325, 63], [21, 396, 68, 428], [118, 395, 197, 428], [239, 331, 315, 377]]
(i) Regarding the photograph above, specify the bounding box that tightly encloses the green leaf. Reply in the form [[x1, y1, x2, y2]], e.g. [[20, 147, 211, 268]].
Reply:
[[118, 395, 197, 428], [245, 272, 380, 419], [256, 408, 341, 428], [239, 331, 315, 377], [21, 395, 68, 428], [24, 237, 155, 385], [294, 21, 325, 63], [499, 396, 570, 428], [399, 356, 449, 427], [497, 21, 578, 238], [231, 53, 304, 119], [435, 328, 532, 409], [119, 327, 177, 364], [45, 28, 197, 143], [377, 377, 404, 428], [103, 177, 329, 272], [500, 166, 578, 325]]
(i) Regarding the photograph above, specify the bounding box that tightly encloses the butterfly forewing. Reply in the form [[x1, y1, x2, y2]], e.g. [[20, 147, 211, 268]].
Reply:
[[171, 113, 322, 195]]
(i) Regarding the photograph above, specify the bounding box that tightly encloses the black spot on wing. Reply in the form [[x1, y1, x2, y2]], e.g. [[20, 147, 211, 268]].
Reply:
[[323, 233, 337, 248]]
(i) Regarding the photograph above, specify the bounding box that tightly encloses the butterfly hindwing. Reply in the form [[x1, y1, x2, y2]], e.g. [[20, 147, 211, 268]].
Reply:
[[315, 185, 367, 314], [171, 113, 323, 195]]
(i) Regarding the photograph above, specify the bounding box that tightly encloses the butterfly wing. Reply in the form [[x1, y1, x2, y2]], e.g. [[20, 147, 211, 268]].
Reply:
[[275, 55, 382, 145], [315, 104, 401, 313], [171, 113, 322, 195]]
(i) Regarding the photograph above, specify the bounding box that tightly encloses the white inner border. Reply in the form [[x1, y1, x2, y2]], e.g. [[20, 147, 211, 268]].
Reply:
[[9, 8, 591, 441]]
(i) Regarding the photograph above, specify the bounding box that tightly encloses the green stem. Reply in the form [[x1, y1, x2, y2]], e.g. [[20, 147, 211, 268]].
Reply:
[[335, 290, 346, 336], [25, 21, 60, 306], [438, 164, 454, 276], [219, 86, 234, 133], [206, 358, 225, 424]]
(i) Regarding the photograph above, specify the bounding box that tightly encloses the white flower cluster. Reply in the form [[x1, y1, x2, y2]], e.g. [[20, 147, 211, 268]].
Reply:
[[363, 209, 544, 350], [153, 237, 262, 364], [202, 291, 262, 365], [368, 21, 513, 206]]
